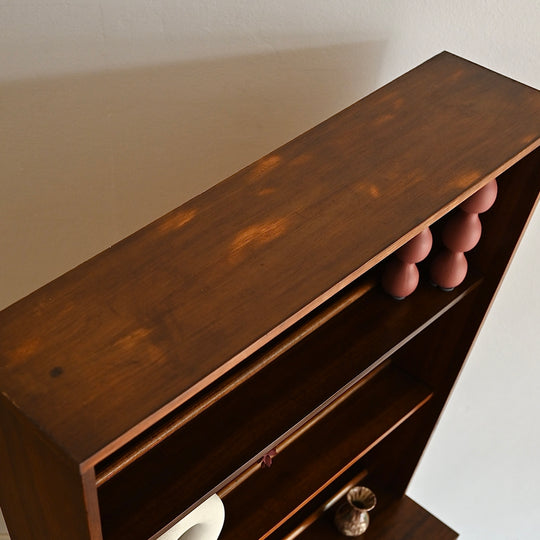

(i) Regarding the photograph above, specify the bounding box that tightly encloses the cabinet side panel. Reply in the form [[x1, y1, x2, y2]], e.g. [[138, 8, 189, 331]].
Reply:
[[0, 396, 101, 540], [391, 147, 540, 494]]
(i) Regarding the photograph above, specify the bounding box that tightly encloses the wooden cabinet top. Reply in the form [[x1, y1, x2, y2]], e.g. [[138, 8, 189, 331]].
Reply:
[[1, 52, 539, 467]]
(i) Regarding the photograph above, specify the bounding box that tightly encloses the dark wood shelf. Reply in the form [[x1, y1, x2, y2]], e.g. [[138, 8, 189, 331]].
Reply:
[[1, 52, 537, 469], [96, 274, 476, 540], [294, 495, 457, 540], [218, 364, 432, 540], [1, 52, 538, 540]]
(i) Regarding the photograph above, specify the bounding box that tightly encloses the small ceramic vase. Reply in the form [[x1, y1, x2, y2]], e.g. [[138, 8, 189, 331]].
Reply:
[[334, 486, 377, 537]]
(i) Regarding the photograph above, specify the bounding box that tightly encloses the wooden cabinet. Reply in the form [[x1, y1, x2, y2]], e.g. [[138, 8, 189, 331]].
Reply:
[[1, 52, 539, 539]]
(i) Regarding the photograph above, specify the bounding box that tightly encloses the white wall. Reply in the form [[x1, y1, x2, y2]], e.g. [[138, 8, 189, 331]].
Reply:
[[1, 2, 538, 538]]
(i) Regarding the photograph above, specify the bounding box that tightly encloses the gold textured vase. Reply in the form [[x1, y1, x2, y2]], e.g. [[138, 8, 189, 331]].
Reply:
[[334, 486, 377, 537]]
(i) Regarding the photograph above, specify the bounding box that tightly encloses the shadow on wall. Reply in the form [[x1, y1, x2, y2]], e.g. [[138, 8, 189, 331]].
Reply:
[[0, 40, 385, 537], [0, 41, 385, 310]]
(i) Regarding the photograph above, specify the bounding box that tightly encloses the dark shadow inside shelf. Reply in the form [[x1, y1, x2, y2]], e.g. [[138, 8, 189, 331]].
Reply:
[[219, 362, 432, 540], [278, 404, 459, 540], [97, 272, 481, 540]]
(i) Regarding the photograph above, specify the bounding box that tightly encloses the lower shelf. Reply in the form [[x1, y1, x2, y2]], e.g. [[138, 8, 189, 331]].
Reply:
[[294, 495, 458, 539], [219, 364, 432, 540]]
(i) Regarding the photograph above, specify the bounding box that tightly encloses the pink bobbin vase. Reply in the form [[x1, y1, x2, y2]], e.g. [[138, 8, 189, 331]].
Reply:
[[431, 179, 497, 291], [382, 228, 433, 300]]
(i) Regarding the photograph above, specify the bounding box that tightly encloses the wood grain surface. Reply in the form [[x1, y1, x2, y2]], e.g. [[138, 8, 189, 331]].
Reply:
[[1, 51, 539, 466], [0, 395, 101, 539], [94, 271, 479, 487]]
